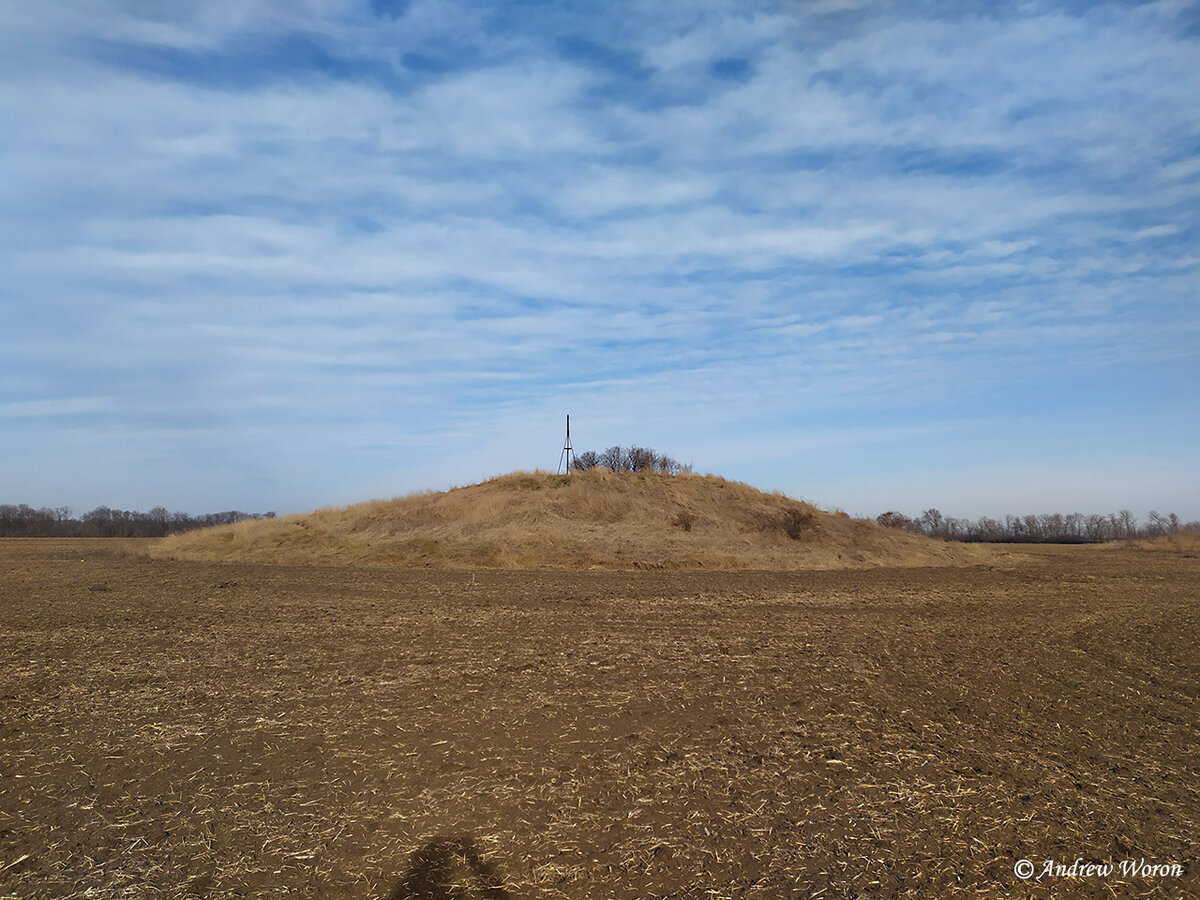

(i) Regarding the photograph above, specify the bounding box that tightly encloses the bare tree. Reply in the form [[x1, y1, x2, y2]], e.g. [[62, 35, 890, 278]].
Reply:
[[628, 446, 657, 472], [920, 508, 944, 537], [1146, 512, 1161, 536], [1118, 509, 1138, 540], [584, 445, 687, 474], [1084, 514, 1107, 541], [977, 516, 1004, 541], [599, 446, 625, 472], [148, 506, 171, 538]]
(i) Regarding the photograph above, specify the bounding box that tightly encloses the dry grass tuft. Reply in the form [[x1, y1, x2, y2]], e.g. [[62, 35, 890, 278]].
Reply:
[[151, 469, 1005, 571]]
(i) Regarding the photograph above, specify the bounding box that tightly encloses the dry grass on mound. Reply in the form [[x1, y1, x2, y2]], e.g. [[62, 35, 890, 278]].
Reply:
[[1124, 530, 1200, 555], [151, 470, 1000, 571]]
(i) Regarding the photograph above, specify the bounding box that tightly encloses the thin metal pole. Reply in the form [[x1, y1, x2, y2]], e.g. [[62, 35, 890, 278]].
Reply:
[[558, 414, 574, 474]]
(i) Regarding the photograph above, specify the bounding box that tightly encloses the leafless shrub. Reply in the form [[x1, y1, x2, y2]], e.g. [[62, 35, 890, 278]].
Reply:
[[755, 505, 815, 540], [673, 510, 695, 532], [780, 506, 815, 539], [876, 511, 921, 533]]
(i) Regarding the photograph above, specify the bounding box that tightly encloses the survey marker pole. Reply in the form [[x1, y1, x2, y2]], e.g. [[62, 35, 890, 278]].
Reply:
[[558, 414, 575, 475]]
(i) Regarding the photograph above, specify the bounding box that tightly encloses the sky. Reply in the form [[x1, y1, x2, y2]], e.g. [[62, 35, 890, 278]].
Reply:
[[1, 0, 1197, 522]]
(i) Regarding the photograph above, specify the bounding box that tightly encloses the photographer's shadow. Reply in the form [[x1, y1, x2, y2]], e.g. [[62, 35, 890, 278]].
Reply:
[[383, 834, 513, 900]]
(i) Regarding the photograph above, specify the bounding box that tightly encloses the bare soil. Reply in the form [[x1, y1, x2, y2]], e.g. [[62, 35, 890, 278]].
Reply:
[[1, 539, 1197, 899]]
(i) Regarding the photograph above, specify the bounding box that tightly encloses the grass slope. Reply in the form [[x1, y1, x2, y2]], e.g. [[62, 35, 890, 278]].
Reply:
[[1125, 530, 1200, 555], [151, 470, 998, 570]]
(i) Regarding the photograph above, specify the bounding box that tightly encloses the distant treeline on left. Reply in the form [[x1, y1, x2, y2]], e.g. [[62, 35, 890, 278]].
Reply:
[[0, 504, 276, 538]]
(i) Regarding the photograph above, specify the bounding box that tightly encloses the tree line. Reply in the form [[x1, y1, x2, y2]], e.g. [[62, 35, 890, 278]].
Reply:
[[0, 504, 275, 538], [876, 508, 1198, 543], [572, 445, 692, 475], [7, 494, 1194, 544]]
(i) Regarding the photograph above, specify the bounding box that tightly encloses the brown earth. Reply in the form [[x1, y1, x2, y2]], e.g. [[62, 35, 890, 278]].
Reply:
[[1, 538, 1197, 899]]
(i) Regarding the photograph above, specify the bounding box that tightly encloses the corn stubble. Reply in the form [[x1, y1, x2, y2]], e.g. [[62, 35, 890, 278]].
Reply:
[[0, 538, 1196, 898]]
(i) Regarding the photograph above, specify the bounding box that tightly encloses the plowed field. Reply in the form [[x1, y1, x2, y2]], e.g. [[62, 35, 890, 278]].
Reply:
[[1, 539, 1196, 898]]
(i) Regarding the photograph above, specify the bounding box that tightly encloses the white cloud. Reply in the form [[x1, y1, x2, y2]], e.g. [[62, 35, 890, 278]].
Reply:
[[0, 0, 1196, 516], [1132, 224, 1185, 240], [0, 398, 114, 418]]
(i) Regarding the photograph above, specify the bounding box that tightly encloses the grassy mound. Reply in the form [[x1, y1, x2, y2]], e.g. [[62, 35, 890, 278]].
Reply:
[[1124, 531, 1200, 555], [151, 470, 999, 570]]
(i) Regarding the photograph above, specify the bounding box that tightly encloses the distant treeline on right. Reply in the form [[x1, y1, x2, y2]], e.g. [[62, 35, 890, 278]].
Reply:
[[876, 509, 1198, 543]]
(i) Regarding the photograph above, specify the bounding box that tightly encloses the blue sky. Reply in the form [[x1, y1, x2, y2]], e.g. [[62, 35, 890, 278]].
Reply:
[[1, 0, 1197, 521]]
